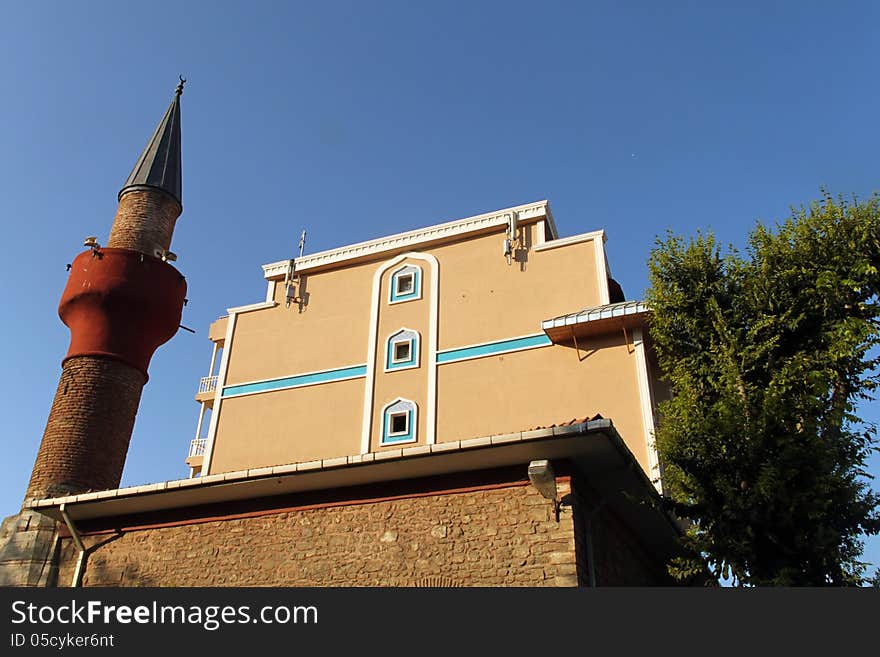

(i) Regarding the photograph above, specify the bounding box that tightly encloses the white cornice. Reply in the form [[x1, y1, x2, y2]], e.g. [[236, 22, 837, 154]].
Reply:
[[262, 200, 554, 279]]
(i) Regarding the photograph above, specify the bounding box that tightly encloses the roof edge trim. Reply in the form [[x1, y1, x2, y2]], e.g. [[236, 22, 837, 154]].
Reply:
[[261, 200, 554, 279]]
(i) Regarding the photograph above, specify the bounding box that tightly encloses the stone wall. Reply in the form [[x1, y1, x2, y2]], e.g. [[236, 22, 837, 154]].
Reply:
[[55, 474, 577, 587], [0, 510, 58, 587], [570, 475, 672, 586], [52, 470, 669, 587]]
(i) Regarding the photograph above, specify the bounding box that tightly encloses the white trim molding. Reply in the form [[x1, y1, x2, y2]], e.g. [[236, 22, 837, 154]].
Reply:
[[594, 232, 610, 305], [361, 252, 439, 454], [532, 229, 605, 253], [388, 264, 423, 305], [201, 311, 238, 476], [227, 300, 278, 315], [263, 201, 553, 279], [384, 328, 421, 372], [379, 398, 419, 446], [632, 327, 662, 494]]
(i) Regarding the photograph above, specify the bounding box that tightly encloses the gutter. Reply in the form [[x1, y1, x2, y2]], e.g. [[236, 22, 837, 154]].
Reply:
[[31, 421, 685, 567], [584, 497, 607, 587]]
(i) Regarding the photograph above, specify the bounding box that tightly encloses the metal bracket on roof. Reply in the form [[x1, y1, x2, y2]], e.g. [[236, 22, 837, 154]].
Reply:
[[569, 326, 595, 362], [623, 324, 635, 354]]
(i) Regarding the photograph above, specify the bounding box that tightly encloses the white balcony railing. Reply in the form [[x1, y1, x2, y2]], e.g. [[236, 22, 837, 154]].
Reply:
[[198, 375, 218, 395], [189, 438, 206, 458]]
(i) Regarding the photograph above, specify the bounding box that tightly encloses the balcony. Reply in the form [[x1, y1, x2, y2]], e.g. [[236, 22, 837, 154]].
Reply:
[[186, 438, 206, 469], [195, 375, 218, 404], [189, 438, 206, 457]]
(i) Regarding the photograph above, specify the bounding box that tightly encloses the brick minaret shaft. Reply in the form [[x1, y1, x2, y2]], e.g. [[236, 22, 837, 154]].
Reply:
[[25, 83, 187, 502]]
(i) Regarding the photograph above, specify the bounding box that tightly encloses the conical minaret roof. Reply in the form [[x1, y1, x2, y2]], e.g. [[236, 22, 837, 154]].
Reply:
[[119, 78, 184, 207]]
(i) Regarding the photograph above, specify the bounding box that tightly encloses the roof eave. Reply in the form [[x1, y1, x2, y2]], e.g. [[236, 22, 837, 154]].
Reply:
[[542, 301, 650, 342], [28, 420, 683, 563], [261, 200, 554, 279]]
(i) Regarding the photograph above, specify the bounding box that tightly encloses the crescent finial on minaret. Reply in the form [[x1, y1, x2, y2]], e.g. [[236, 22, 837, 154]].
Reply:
[[176, 75, 186, 97]]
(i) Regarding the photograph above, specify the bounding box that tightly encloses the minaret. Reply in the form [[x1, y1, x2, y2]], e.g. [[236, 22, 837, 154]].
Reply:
[[25, 80, 187, 501], [0, 81, 188, 585]]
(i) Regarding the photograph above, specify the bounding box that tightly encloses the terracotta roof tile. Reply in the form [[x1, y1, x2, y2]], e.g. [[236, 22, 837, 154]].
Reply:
[[526, 414, 604, 431]]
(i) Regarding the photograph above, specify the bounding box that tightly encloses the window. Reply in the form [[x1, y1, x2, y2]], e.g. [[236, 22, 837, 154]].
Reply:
[[389, 412, 409, 436], [396, 273, 414, 296], [381, 399, 418, 445], [385, 329, 420, 371], [389, 265, 421, 303], [393, 341, 411, 363]]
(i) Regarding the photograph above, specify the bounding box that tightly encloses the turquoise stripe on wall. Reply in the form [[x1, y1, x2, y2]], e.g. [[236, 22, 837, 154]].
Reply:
[[223, 364, 367, 398], [437, 334, 552, 364], [221, 334, 552, 399]]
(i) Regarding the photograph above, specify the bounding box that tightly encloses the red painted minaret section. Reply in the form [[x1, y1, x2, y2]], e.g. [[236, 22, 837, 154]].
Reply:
[[25, 82, 187, 502]]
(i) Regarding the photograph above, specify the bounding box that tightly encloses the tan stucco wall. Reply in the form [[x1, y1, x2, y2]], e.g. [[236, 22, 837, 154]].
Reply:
[[646, 338, 672, 410], [436, 333, 649, 472], [225, 264, 374, 385], [209, 378, 364, 473], [208, 316, 228, 343], [205, 224, 649, 475], [432, 224, 601, 349], [210, 334, 649, 475], [221, 222, 600, 388]]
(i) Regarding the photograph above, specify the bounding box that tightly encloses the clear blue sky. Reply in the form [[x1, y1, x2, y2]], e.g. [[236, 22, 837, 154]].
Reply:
[[1, 1, 878, 580]]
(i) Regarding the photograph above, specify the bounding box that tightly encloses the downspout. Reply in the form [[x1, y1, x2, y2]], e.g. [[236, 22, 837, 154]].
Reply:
[[59, 503, 86, 588], [585, 498, 606, 588]]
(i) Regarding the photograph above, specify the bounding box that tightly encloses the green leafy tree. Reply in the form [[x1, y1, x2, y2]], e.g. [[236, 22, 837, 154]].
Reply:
[[646, 191, 880, 586]]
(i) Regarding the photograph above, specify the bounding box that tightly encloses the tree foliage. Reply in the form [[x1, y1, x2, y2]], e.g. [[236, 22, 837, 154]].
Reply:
[[647, 191, 880, 586]]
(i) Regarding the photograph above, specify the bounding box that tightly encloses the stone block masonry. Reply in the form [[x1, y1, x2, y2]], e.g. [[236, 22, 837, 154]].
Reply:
[[56, 472, 574, 586], [52, 468, 668, 587], [570, 474, 672, 586]]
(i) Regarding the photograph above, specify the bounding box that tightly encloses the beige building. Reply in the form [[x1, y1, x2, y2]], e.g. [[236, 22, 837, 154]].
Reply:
[[2, 86, 683, 586], [31, 201, 682, 587], [189, 200, 664, 488]]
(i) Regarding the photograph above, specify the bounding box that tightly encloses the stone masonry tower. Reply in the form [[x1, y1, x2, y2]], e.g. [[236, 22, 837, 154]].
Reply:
[[0, 82, 187, 585]]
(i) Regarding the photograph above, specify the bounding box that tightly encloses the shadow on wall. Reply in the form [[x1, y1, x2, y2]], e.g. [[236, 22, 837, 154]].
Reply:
[[55, 532, 160, 588], [286, 274, 310, 313]]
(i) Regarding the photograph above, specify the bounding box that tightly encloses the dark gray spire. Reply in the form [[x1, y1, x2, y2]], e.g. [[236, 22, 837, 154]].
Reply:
[[119, 78, 184, 207]]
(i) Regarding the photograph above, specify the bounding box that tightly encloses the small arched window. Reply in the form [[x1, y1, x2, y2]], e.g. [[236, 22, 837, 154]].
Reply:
[[381, 398, 418, 445], [385, 329, 420, 372], [389, 265, 422, 304]]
